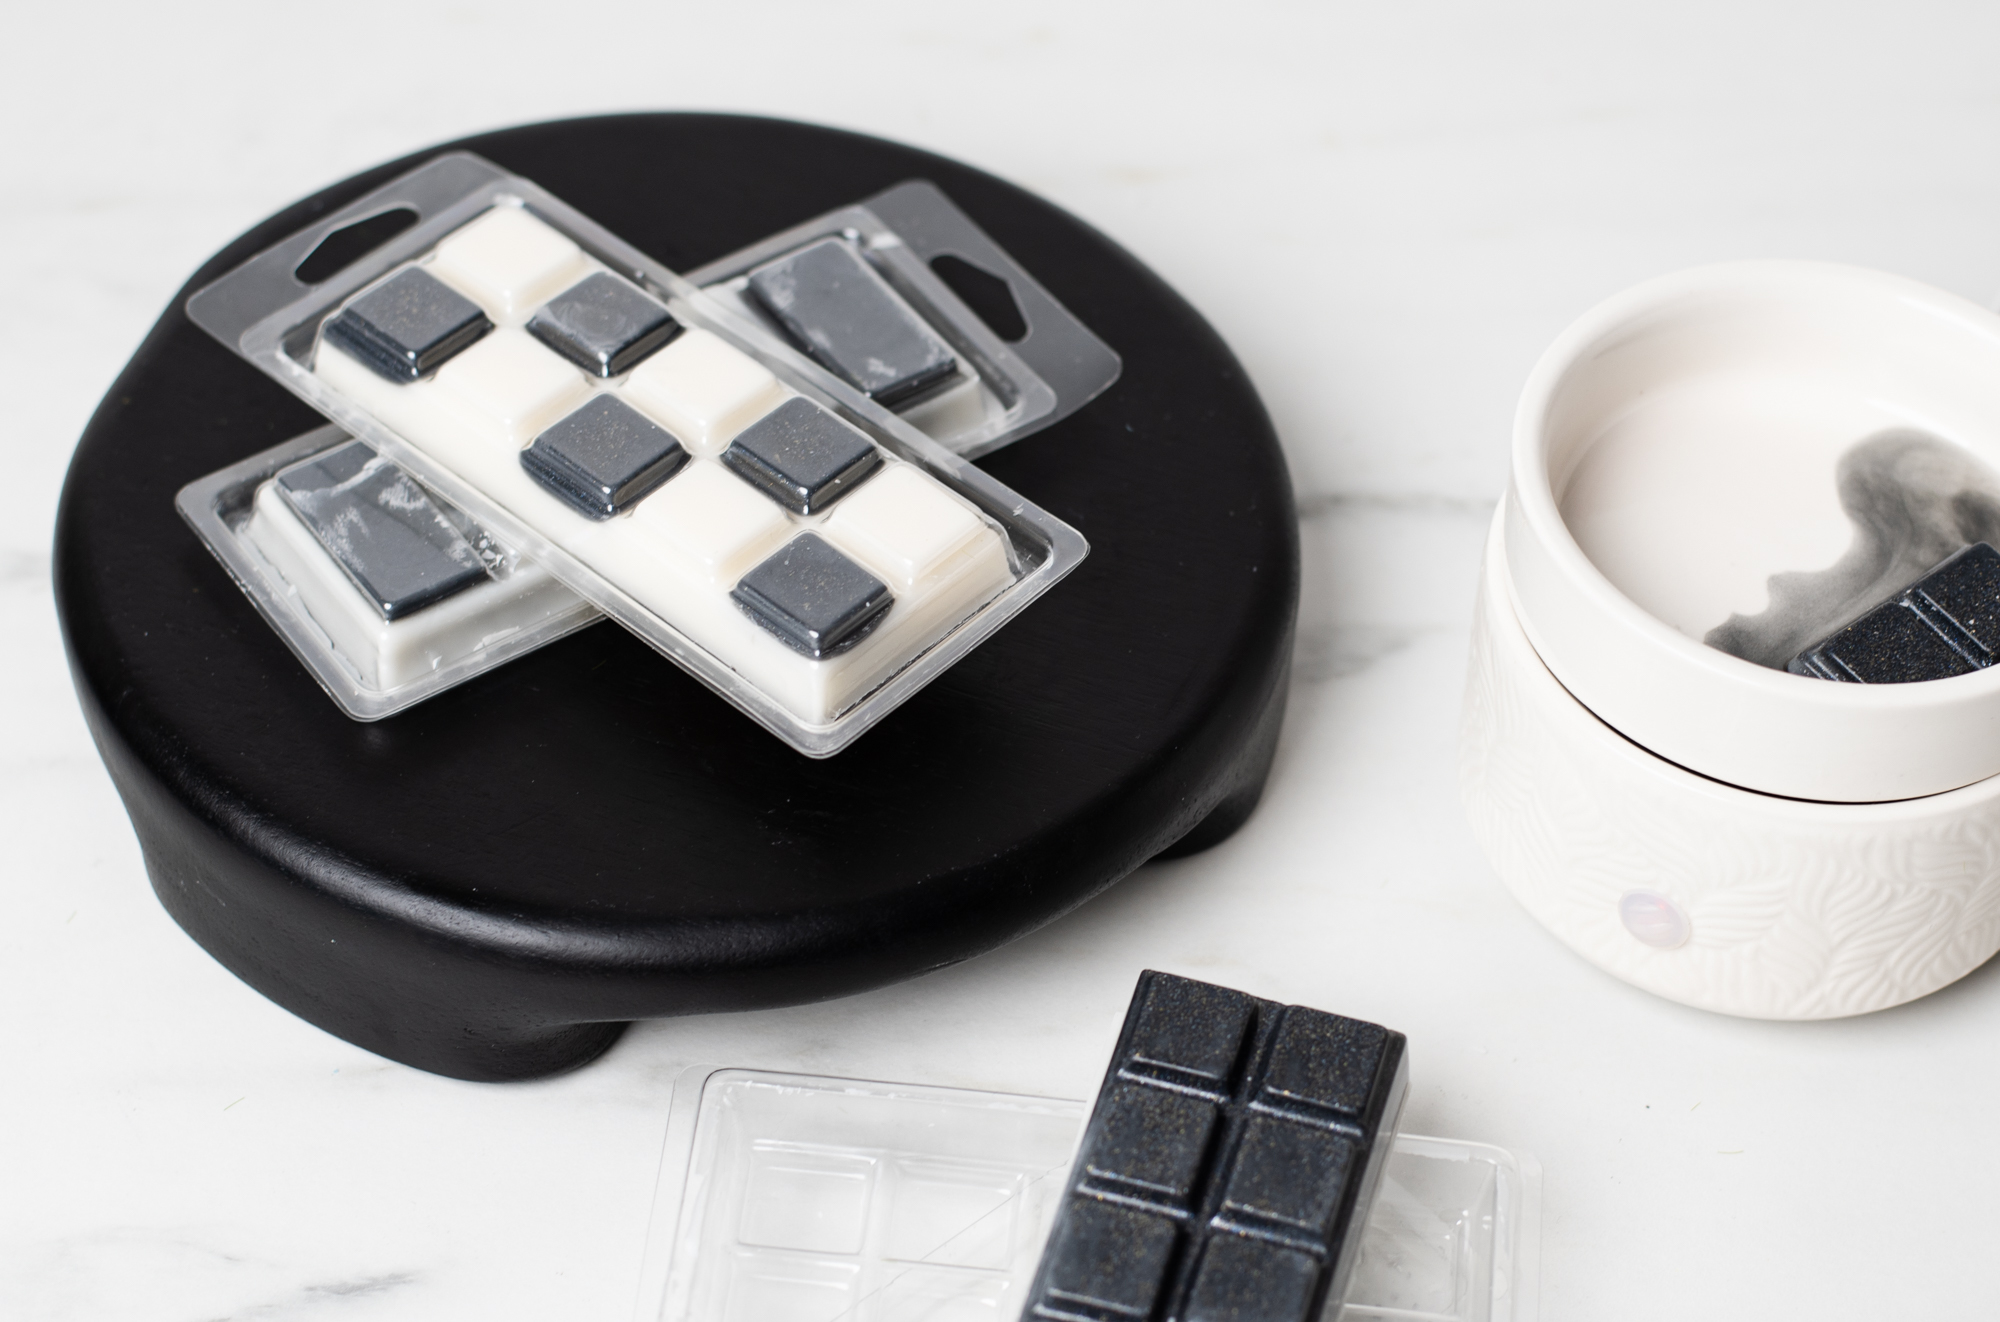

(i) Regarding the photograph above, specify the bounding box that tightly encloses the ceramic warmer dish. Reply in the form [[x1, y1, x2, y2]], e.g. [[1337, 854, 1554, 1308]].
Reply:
[[1463, 261, 2000, 1018]]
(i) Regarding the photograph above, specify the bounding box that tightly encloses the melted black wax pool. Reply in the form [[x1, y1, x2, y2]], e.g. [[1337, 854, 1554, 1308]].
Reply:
[[1706, 430, 2000, 669]]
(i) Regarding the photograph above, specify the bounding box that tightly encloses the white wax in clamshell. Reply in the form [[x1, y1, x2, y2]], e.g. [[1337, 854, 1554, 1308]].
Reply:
[[429, 206, 589, 322], [245, 482, 580, 690], [313, 207, 1016, 724]]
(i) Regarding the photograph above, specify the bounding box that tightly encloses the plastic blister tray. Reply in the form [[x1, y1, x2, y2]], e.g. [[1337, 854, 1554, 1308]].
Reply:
[[689, 180, 1121, 460], [188, 153, 1088, 755], [174, 424, 599, 719], [636, 1070, 1540, 1322]]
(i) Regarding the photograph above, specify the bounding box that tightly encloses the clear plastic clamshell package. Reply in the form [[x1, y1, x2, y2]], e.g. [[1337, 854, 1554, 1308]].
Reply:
[[635, 1069, 1541, 1322], [175, 424, 598, 719], [188, 153, 1090, 755], [687, 180, 1121, 460]]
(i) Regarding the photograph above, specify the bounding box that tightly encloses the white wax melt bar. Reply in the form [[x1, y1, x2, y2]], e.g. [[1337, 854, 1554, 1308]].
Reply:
[[312, 205, 1022, 725], [624, 328, 788, 455], [430, 205, 588, 321], [244, 468, 581, 691], [823, 462, 1000, 594], [434, 327, 592, 443], [628, 460, 792, 588]]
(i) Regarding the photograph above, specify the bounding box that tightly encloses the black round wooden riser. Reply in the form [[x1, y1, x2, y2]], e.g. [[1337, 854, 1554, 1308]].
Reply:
[[54, 114, 1298, 1082]]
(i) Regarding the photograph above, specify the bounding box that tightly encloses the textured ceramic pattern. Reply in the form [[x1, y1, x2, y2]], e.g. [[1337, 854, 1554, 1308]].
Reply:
[[1461, 513, 2000, 1019]]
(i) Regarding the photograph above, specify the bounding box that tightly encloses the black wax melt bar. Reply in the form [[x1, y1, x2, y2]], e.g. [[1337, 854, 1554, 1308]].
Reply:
[[322, 268, 491, 382], [521, 395, 689, 519], [1025, 972, 1408, 1322], [276, 441, 490, 618], [747, 237, 959, 406], [721, 396, 884, 515], [527, 271, 681, 377], [731, 532, 893, 658], [1789, 542, 2000, 683]]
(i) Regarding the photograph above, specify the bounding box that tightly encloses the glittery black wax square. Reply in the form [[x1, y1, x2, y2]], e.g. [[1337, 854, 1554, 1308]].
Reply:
[[1218, 1115, 1355, 1237], [1260, 1008, 1392, 1122], [1912, 542, 2000, 654], [1791, 542, 2000, 682], [1032, 1199, 1178, 1322], [322, 267, 492, 382], [521, 395, 689, 520], [1181, 1235, 1320, 1322], [1792, 600, 1976, 683], [275, 440, 489, 619], [731, 532, 893, 658], [527, 271, 681, 377], [721, 397, 884, 515], [1124, 975, 1256, 1093], [1080, 1083, 1219, 1206], [747, 237, 959, 407]]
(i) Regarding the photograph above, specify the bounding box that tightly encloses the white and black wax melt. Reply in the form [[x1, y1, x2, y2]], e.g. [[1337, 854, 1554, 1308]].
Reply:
[[176, 424, 601, 719], [53, 115, 1297, 1082], [186, 151, 1092, 755]]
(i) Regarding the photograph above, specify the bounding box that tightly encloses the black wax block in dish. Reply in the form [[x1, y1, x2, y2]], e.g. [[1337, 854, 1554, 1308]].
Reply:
[[321, 267, 491, 382], [731, 532, 893, 658], [1789, 542, 2000, 682], [527, 270, 681, 377], [722, 395, 884, 515], [55, 114, 1299, 1083], [747, 235, 959, 406], [521, 393, 689, 519], [1024, 971, 1408, 1322], [275, 440, 490, 618]]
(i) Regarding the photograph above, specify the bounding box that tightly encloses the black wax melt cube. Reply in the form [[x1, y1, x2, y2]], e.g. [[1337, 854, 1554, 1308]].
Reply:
[[1024, 972, 1408, 1322], [721, 397, 883, 515], [1219, 1116, 1355, 1237], [322, 268, 491, 382], [1261, 1008, 1395, 1123], [731, 532, 893, 658], [747, 236, 958, 407], [276, 441, 489, 619], [526, 271, 681, 377], [1912, 542, 2000, 653], [1789, 542, 2000, 683], [1035, 1200, 1178, 1322], [1126, 973, 1255, 1092], [1080, 1083, 1219, 1205], [1182, 1235, 1322, 1322], [521, 395, 689, 519]]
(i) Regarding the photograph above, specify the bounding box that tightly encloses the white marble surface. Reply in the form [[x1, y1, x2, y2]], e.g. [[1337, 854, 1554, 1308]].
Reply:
[[8, 2, 2000, 1317]]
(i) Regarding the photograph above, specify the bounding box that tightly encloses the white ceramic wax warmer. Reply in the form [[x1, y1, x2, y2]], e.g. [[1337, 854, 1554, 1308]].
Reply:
[[1462, 261, 2000, 1018]]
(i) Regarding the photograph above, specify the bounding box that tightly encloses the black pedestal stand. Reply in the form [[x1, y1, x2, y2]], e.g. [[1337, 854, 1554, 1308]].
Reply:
[[54, 114, 1298, 1082]]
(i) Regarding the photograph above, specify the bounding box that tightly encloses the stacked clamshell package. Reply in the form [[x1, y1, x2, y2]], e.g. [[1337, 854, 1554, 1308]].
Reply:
[[312, 206, 1017, 718], [184, 158, 1110, 746]]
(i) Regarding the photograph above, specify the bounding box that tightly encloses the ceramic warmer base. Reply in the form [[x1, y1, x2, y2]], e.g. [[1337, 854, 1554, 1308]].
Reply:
[[1461, 509, 2000, 1019], [53, 115, 1298, 1082]]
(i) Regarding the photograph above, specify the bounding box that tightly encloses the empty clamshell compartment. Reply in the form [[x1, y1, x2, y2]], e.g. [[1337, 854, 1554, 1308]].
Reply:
[[638, 1068, 1541, 1322]]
